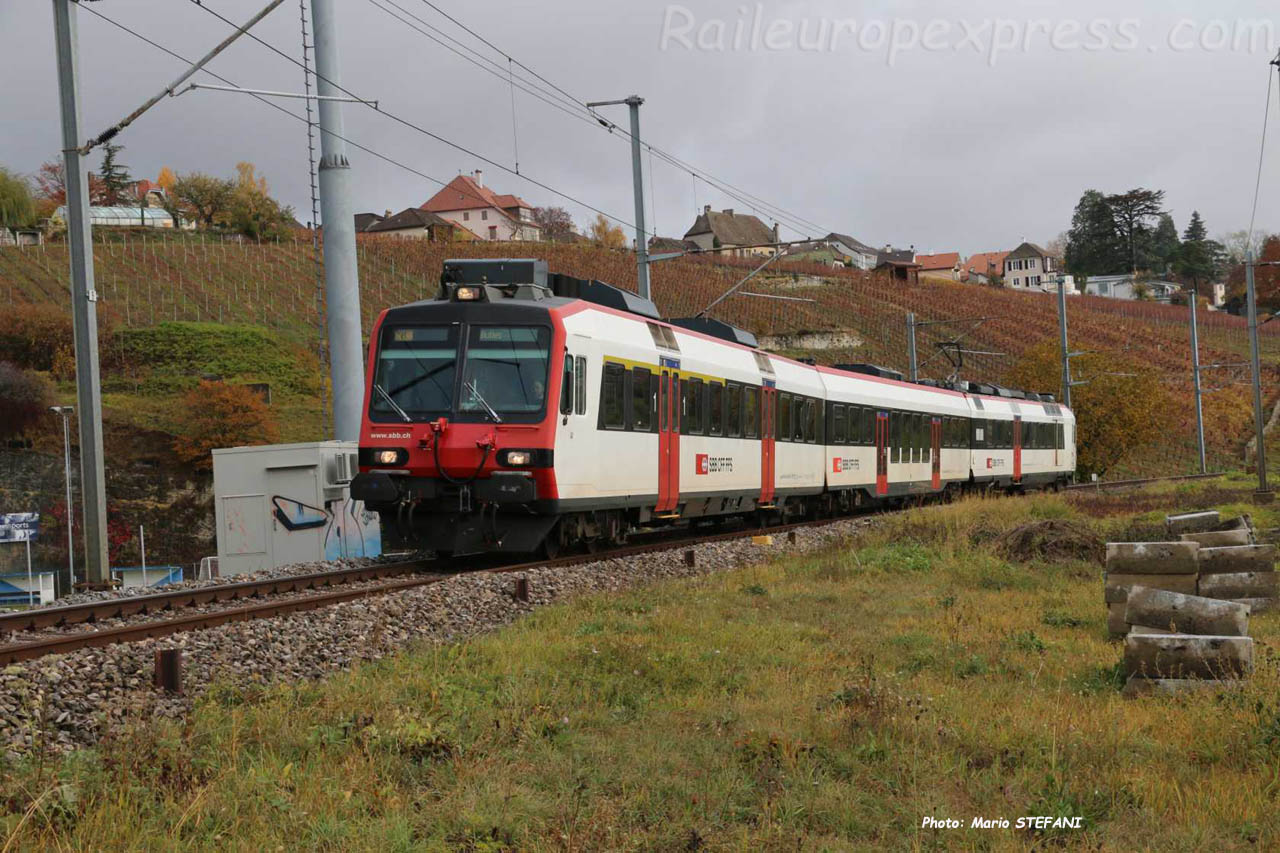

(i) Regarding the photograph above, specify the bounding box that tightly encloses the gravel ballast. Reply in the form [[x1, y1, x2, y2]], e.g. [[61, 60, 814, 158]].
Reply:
[[0, 519, 876, 758]]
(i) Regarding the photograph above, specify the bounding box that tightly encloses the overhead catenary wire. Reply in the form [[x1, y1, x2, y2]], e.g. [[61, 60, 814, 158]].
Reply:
[[180, 0, 637, 231], [1246, 53, 1279, 247]]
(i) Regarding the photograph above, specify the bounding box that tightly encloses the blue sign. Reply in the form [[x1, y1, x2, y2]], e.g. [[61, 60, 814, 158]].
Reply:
[[0, 513, 39, 543]]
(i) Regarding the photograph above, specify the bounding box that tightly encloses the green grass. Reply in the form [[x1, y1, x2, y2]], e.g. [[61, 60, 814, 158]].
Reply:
[[2, 485, 1279, 850]]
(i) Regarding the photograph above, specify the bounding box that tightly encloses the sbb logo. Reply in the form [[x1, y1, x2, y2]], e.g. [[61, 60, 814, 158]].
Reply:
[[696, 453, 709, 475]]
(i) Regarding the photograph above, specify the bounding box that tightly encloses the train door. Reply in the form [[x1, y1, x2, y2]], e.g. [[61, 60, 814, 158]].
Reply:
[[875, 411, 889, 495], [931, 417, 941, 490], [760, 384, 776, 506], [656, 365, 680, 514], [1013, 416, 1023, 483]]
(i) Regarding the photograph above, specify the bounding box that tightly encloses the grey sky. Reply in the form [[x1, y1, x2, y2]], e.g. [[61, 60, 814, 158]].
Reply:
[[3, 0, 1278, 256]]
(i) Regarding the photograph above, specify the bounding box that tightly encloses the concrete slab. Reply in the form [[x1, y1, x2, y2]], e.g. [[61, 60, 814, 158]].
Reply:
[[1197, 571, 1278, 600], [1121, 674, 1242, 698], [1197, 544, 1276, 575], [1104, 572, 1198, 603], [1180, 529, 1253, 547], [1165, 511, 1220, 535], [1122, 634, 1253, 679], [1105, 542, 1199, 574], [1123, 586, 1249, 636], [1232, 597, 1277, 614]]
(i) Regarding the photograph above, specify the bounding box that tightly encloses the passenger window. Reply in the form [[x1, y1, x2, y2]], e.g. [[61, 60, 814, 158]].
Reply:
[[727, 383, 742, 437], [779, 394, 792, 443], [794, 398, 808, 442], [833, 405, 846, 446], [1057, 422, 1065, 449], [560, 354, 573, 415], [709, 382, 724, 436], [574, 356, 586, 415], [807, 400, 818, 443], [601, 362, 625, 429], [684, 378, 704, 435], [891, 412, 901, 463], [744, 387, 760, 439], [632, 368, 653, 432]]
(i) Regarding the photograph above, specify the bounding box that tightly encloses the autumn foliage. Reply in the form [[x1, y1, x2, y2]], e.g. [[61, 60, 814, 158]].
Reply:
[[172, 381, 280, 470], [0, 361, 56, 440]]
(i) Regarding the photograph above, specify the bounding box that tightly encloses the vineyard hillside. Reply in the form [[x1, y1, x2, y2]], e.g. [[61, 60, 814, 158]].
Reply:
[[2, 233, 1277, 475]]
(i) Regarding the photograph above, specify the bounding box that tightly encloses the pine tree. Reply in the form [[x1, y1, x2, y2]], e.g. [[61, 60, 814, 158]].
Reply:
[[1175, 211, 1222, 291], [98, 142, 132, 205], [1148, 213, 1180, 274]]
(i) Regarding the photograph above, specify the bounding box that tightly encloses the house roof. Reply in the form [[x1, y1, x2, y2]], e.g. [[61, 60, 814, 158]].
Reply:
[[354, 212, 384, 232], [1006, 241, 1053, 260], [365, 207, 455, 234], [648, 236, 700, 253], [877, 247, 914, 265], [422, 174, 533, 214], [825, 232, 878, 256], [683, 207, 774, 246], [914, 252, 960, 271], [963, 250, 1010, 277]]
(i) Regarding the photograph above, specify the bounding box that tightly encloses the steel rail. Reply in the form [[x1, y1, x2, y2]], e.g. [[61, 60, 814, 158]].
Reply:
[[1065, 472, 1226, 491]]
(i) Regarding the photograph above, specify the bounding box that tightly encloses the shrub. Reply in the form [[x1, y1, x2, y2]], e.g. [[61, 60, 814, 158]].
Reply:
[[0, 361, 56, 439], [0, 303, 121, 372], [172, 381, 280, 470], [118, 322, 318, 393]]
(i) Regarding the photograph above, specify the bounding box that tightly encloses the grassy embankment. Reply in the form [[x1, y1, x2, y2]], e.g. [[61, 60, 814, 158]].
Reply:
[[3, 475, 1279, 850]]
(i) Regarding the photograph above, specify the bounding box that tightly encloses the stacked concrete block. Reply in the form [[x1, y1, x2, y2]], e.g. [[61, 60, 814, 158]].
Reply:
[[1103, 542, 1200, 637], [1165, 510, 1220, 536], [1121, 587, 1253, 696], [1196, 543, 1277, 614]]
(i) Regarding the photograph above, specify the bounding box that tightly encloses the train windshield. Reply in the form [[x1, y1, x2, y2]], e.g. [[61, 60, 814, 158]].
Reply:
[[371, 325, 459, 420], [459, 326, 551, 418]]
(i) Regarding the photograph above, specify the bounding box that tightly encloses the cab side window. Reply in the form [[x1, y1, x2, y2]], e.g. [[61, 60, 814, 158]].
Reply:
[[560, 354, 574, 415]]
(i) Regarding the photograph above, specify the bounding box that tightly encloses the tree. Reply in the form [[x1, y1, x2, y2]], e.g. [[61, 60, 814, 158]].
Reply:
[[155, 166, 176, 195], [1105, 188, 1165, 273], [171, 172, 234, 229], [587, 213, 625, 249], [1008, 341, 1170, 478], [1218, 229, 1266, 265], [32, 159, 107, 207], [1148, 213, 1180, 275], [1174, 211, 1223, 295], [227, 162, 294, 240], [98, 142, 132, 205], [1064, 190, 1125, 277], [1224, 234, 1280, 314], [531, 206, 575, 241], [0, 362, 56, 441], [0, 168, 36, 228], [172, 381, 280, 471]]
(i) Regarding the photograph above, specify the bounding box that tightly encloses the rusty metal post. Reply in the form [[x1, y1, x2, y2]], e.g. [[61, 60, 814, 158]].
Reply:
[[513, 577, 530, 602], [683, 549, 696, 567], [787, 530, 797, 545], [154, 648, 183, 694]]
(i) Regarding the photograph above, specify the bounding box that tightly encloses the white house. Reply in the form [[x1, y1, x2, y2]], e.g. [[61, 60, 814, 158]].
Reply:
[[420, 170, 541, 242], [1004, 242, 1062, 289], [823, 232, 880, 270], [1083, 274, 1181, 302]]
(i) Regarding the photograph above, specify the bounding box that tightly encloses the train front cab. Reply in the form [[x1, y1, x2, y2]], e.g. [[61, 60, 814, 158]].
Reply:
[[352, 285, 570, 555]]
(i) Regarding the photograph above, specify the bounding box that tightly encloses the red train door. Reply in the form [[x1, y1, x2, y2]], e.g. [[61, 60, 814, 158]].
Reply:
[[657, 368, 680, 514], [1013, 416, 1023, 483], [931, 417, 942, 490], [760, 385, 776, 506], [875, 411, 889, 495]]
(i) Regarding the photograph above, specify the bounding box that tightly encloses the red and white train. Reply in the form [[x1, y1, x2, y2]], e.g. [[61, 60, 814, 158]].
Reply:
[[352, 259, 1076, 555]]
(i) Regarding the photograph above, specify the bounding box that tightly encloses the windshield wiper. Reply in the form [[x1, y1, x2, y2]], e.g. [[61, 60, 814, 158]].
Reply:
[[465, 379, 503, 423], [373, 383, 412, 423]]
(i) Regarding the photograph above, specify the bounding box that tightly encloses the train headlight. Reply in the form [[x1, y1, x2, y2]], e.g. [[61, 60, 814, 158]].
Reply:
[[375, 449, 402, 465], [454, 286, 482, 301], [504, 450, 533, 466]]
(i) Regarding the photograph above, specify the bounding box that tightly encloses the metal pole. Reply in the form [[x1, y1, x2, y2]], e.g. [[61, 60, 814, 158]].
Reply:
[[140, 524, 147, 588], [1245, 254, 1270, 494], [52, 0, 109, 586], [1188, 283, 1206, 474], [906, 312, 918, 382], [60, 410, 74, 588], [26, 539, 34, 606], [1057, 277, 1072, 409], [625, 96, 650, 301], [311, 0, 364, 441]]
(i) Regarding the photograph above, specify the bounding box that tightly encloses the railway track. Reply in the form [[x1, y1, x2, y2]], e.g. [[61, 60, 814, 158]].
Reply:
[[0, 516, 854, 665], [1064, 472, 1225, 491]]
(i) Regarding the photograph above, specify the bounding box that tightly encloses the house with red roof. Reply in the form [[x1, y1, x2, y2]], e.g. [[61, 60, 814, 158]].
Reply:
[[914, 251, 961, 280], [420, 170, 542, 242], [961, 250, 1010, 284]]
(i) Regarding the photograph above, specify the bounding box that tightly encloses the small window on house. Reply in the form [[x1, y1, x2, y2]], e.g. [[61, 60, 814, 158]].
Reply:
[[744, 386, 760, 439], [632, 368, 653, 432], [574, 356, 587, 415], [709, 382, 724, 436], [601, 362, 625, 429], [727, 383, 742, 437], [481, 210, 488, 221], [463, 211, 470, 221]]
